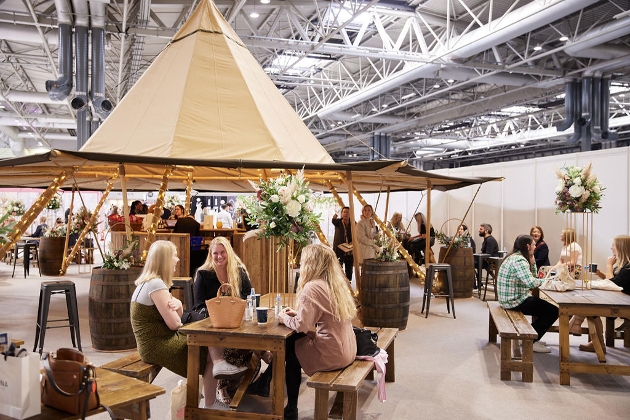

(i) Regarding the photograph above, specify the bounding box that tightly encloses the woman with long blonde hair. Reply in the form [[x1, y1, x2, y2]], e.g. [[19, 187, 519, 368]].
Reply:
[[193, 236, 252, 405], [131, 240, 241, 411], [278, 244, 357, 420]]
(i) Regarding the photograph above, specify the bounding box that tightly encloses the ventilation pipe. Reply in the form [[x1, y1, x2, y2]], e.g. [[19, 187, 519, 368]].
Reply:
[[600, 76, 618, 141], [591, 73, 603, 141], [71, 0, 90, 146], [564, 16, 630, 58], [45, 0, 73, 101], [90, 1, 112, 120], [556, 79, 575, 132], [568, 82, 582, 145]]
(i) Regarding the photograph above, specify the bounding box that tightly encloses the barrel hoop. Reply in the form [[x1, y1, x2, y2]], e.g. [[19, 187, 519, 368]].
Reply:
[[361, 286, 410, 293], [362, 302, 410, 309]]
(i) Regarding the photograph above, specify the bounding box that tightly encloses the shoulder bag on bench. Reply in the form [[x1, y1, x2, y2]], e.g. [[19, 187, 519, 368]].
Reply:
[[41, 348, 114, 419]]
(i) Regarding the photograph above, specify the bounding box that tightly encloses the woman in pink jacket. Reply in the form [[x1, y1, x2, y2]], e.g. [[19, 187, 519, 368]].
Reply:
[[278, 244, 357, 420]]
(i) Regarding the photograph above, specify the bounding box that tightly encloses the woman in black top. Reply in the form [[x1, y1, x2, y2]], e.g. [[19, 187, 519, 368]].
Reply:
[[530, 225, 550, 268]]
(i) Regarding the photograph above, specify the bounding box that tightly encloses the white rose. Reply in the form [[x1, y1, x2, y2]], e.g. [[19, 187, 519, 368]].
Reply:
[[573, 177, 582, 186], [270, 195, 280, 203], [593, 184, 601, 194], [269, 221, 276, 228], [297, 194, 306, 203], [286, 200, 301, 218], [568, 184, 584, 198], [555, 179, 565, 193]]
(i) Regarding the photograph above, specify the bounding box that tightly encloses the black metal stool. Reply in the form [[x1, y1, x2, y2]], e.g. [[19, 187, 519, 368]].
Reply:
[[12, 241, 41, 278], [33, 280, 81, 354], [171, 277, 194, 310], [421, 263, 456, 319]]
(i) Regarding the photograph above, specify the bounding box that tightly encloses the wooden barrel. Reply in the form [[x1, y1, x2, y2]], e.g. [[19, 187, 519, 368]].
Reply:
[[38, 237, 65, 276], [89, 267, 142, 351], [360, 259, 410, 330], [438, 247, 475, 298]]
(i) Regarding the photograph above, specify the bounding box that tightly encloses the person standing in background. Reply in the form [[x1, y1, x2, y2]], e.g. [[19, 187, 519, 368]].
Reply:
[[332, 206, 353, 281], [215, 203, 233, 228], [356, 204, 380, 266]]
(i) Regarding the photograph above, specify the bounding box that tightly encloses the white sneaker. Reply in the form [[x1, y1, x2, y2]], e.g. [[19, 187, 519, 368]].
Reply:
[[212, 360, 248, 379], [206, 399, 230, 411], [533, 341, 551, 353]]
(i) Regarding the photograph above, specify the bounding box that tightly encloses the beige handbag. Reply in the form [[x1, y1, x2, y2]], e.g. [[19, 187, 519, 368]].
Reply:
[[539, 263, 576, 291], [205, 284, 246, 328]]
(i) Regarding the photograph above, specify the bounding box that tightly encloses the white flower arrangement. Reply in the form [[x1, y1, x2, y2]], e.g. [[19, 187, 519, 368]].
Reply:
[[554, 162, 604, 213], [102, 237, 138, 270], [243, 169, 323, 248]]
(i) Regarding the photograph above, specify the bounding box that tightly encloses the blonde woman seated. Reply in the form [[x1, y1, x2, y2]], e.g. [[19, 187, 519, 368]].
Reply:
[[278, 244, 357, 420], [570, 235, 630, 353], [130, 240, 244, 411], [557, 228, 582, 269]]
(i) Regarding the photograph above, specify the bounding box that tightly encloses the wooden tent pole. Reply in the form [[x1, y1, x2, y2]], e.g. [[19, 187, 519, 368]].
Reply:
[[143, 166, 174, 260], [0, 171, 67, 261], [185, 173, 193, 215], [61, 178, 116, 275], [63, 187, 76, 266], [384, 186, 391, 227], [315, 224, 329, 246], [119, 165, 132, 242], [344, 171, 360, 294]]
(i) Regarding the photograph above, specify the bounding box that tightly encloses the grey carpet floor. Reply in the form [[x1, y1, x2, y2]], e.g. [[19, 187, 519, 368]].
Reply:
[[1, 260, 629, 419]]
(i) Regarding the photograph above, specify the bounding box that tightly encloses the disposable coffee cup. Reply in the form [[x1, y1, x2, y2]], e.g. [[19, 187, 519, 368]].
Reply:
[[256, 307, 269, 324], [590, 263, 598, 273], [253, 294, 261, 307]]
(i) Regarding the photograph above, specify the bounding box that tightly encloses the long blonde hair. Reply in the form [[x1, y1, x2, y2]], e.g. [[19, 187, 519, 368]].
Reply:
[[613, 235, 630, 273], [198, 236, 249, 297], [561, 228, 577, 245], [135, 240, 177, 287], [296, 244, 356, 322]]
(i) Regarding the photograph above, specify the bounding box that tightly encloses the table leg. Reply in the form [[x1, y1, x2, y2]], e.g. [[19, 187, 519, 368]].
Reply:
[[559, 314, 571, 385], [586, 317, 606, 363], [272, 342, 286, 418], [186, 344, 201, 411]]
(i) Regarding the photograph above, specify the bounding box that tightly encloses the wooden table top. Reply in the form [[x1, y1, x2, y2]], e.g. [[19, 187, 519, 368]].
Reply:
[[539, 288, 630, 308], [180, 313, 294, 342], [0, 368, 165, 420]]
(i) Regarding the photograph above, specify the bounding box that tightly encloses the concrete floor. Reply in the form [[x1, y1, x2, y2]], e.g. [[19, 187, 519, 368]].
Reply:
[[1, 254, 630, 420]]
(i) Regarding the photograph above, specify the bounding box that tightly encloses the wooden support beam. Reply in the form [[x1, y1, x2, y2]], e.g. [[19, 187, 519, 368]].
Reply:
[[143, 167, 174, 260]]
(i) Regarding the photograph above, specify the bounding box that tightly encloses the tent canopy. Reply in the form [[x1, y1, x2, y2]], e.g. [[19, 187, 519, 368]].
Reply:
[[0, 150, 501, 193], [79, 0, 334, 164]]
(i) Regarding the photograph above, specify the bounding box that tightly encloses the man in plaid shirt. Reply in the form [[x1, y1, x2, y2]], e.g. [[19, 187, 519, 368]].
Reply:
[[497, 234, 558, 353]]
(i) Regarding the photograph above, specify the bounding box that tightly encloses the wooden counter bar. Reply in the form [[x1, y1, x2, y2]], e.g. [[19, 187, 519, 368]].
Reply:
[[111, 232, 190, 277]]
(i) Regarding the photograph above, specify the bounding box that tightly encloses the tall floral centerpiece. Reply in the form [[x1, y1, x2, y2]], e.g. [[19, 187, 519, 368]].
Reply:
[[243, 170, 322, 300], [554, 162, 604, 291], [554, 162, 604, 213]]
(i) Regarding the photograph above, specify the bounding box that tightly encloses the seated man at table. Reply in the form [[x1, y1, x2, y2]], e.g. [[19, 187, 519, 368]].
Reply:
[[173, 206, 200, 236], [215, 203, 233, 228], [29, 216, 48, 238], [475, 223, 500, 288], [497, 234, 558, 353]]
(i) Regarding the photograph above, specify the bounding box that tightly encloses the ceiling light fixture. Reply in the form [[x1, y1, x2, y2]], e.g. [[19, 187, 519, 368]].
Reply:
[[533, 45, 542, 51], [433, 84, 440, 88], [260, 0, 270, 3], [401, 92, 416, 100], [382, 104, 388, 108], [447, 79, 454, 83], [559, 36, 568, 42], [250, 11, 259, 18]]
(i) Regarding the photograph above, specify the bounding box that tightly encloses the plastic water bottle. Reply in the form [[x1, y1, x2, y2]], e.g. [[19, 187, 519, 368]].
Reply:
[[274, 293, 282, 317], [245, 296, 253, 321], [250, 288, 256, 309]]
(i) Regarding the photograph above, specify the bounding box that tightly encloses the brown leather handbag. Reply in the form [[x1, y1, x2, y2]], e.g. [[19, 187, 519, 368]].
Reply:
[[40, 348, 113, 419]]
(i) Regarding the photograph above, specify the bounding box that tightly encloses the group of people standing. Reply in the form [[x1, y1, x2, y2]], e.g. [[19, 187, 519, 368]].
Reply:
[[130, 237, 356, 418]]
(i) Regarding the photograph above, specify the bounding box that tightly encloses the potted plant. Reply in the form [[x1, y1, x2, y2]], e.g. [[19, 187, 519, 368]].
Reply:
[[89, 237, 141, 351]]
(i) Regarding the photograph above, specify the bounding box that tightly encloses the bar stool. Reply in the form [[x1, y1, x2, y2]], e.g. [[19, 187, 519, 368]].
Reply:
[[482, 257, 503, 302], [33, 281, 81, 355], [421, 263, 456, 319], [12, 241, 41, 278], [171, 277, 194, 310]]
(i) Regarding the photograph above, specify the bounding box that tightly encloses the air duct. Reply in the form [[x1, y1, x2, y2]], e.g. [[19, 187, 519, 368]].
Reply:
[[90, 1, 112, 120], [599, 76, 618, 141], [1, 126, 28, 157], [556, 80, 575, 132], [568, 81, 582, 145], [564, 16, 630, 58], [71, 0, 90, 145], [45, 0, 73, 101]]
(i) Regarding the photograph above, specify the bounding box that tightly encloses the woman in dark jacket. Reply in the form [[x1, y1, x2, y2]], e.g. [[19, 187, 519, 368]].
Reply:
[[530, 225, 550, 268]]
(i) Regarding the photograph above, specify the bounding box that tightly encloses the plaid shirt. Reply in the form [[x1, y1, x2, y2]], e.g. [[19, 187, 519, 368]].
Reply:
[[497, 251, 542, 309]]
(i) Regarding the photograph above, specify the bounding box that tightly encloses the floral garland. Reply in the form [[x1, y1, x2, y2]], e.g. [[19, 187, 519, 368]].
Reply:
[[435, 231, 472, 249], [46, 194, 62, 210], [243, 170, 322, 248], [5, 199, 26, 215], [554, 162, 604, 213], [102, 237, 139, 270], [44, 224, 66, 238]]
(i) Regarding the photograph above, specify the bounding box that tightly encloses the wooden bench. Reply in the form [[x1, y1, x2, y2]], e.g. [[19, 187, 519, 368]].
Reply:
[[101, 351, 162, 384], [488, 301, 537, 382], [307, 327, 398, 420]]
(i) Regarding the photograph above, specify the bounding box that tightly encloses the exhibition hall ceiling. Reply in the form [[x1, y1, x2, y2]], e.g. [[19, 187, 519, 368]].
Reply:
[[1, 0, 629, 169]]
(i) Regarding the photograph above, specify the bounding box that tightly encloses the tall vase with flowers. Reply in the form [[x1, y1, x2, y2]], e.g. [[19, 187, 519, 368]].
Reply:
[[554, 162, 604, 213]]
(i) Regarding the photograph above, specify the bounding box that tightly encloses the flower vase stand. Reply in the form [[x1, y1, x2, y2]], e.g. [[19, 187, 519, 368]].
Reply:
[[421, 263, 455, 319]]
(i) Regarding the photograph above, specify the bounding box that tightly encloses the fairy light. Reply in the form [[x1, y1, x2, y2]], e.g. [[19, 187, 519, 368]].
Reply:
[[143, 166, 174, 261]]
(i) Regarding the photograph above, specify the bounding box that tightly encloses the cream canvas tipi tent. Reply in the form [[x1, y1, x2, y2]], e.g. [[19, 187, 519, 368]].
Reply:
[[80, 0, 334, 164]]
